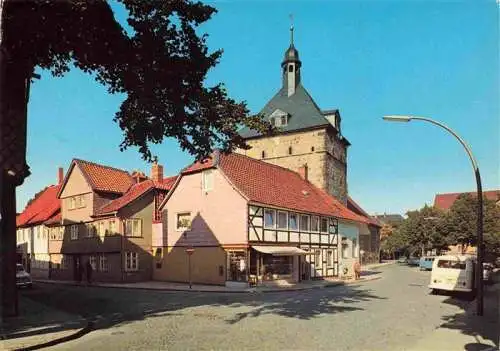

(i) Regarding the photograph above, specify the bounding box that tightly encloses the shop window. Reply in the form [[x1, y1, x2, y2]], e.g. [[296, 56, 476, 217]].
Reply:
[[227, 251, 247, 282]]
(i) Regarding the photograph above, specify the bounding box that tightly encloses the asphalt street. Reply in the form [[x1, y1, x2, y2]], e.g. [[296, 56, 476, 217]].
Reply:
[[20, 264, 481, 350]]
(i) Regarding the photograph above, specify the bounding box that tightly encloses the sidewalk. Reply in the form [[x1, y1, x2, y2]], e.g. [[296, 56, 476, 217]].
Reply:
[[34, 264, 387, 294], [0, 297, 91, 350], [408, 282, 500, 351]]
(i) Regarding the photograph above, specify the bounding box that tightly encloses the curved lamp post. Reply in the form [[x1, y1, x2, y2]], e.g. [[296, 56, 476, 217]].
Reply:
[[383, 115, 484, 316]]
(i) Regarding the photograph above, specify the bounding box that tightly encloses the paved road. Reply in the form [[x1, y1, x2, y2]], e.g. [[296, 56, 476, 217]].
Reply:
[[21, 265, 474, 350]]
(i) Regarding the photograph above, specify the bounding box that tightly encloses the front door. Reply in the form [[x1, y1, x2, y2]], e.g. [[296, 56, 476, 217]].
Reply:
[[73, 255, 81, 281]]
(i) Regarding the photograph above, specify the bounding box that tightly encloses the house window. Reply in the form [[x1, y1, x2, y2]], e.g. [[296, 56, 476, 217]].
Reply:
[[277, 211, 288, 230], [314, 249, 321, 265], [99, 255, 108, 272], [69, 197, 76, 210], [125, 219, 142, 237], [86, 224, 95, 237], [125, 252, 139, 272], [320, 218, 328, 233], [299, 215, 310, 232], [61, 255, 69, 270], [89, 256, 97, 270], [327, 250, 334, 267], [264, 209, 276, 229], [342, 239, 350, 259], [280, 115, 287, 126], [311, 216, 319, 232], [59, 227, 64, 240], [98, 221, 106, 237], [108, 220, 116, 235], [76, 195, 85, 208], [202, 170, 214, 192], [176, 213, 191, 231], [289, 213, 298, 231], [70, 225, 78, 240]]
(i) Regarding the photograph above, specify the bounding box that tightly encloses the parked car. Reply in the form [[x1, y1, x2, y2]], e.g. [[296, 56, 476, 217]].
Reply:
[[419, 256, 435, 271], [16, 264, 32, 288], [407, 257, 420, 266], [483, 263, 494, 284], [397, 256, 408, 264]]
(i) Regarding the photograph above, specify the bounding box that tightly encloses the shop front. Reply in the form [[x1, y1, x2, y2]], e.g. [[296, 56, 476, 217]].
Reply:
[[249, 246, 308, 285]]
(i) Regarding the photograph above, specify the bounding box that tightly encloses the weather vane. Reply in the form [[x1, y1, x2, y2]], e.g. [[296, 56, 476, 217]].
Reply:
[[289, 14, 294, 45]]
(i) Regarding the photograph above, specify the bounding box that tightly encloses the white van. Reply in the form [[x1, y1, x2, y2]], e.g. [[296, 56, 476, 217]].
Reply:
[[429, 255, 475, 294]]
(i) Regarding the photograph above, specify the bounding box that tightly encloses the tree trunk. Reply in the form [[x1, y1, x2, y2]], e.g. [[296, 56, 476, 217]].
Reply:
[[0, 0, 32, 318]]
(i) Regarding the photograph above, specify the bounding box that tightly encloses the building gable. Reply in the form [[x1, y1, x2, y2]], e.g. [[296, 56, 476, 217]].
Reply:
[[59, 163, 92, 199]]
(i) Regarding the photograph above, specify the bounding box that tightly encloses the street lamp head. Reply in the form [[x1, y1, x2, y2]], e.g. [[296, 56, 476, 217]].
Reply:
[[383, 115, 412, 122]]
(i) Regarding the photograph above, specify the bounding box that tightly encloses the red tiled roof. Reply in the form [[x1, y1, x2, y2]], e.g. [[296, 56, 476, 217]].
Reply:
[[347, 196, 382, 227], [181, 158, 214, 175], [95, 176, 176, 216], [434, 190, 500, 211], [17, 185, 61, 227], [193, 153, 368, 223], [44, 212, 62, 226], [66, 159, 134, 195]]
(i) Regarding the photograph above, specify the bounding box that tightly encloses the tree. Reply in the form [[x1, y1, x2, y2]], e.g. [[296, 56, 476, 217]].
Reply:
[[1, 0, 272, 317], [397, 205, 447, 257], [444, 194, 500, 257]]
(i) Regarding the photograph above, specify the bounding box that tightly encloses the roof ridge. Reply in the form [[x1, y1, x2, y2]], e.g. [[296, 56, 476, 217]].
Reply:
[[74, 158, 131, 176]]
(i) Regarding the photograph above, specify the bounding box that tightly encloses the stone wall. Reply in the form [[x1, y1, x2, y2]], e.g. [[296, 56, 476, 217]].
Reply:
[[237, 126, 348, 204]]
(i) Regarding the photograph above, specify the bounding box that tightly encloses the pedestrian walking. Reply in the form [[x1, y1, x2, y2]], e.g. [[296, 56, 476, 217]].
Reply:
[[86, 260, 93, 285], [354, 260, 361, 280]]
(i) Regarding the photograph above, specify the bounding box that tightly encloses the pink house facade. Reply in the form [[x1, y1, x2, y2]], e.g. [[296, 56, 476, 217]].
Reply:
[[156, 151, 369, 287]]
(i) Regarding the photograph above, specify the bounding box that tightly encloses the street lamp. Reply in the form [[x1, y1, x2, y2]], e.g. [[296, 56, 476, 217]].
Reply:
[[383, 115, 484, 316]]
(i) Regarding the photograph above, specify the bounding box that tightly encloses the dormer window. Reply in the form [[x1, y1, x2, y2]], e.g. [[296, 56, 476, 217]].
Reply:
[[270, 109, 288, 127]]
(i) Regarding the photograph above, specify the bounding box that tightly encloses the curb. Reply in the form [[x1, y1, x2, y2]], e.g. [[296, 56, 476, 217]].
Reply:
[[4, 321, 93, 351], [34, 275, 381, 294]]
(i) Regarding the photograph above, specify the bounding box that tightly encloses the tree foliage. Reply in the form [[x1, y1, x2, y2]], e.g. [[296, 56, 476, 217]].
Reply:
[[444, 194, 500, 256], [3, 0, 273, 161]]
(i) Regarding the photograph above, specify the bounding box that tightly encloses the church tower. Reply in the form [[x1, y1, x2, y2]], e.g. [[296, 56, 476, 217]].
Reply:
[[237, 25, 350, 204]]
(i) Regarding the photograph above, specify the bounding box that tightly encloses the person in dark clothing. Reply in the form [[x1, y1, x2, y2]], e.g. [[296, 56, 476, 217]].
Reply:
[[86, 260, 93, 284]]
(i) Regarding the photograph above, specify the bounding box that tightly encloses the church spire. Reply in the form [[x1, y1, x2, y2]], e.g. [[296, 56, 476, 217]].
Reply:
[[282, 15, 301, 97]]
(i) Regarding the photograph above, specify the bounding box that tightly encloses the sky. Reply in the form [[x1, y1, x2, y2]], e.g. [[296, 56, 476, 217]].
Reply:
[[18, 0, 499, 215]]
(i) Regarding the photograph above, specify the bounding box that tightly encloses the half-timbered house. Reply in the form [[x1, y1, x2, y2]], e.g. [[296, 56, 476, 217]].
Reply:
[[157, 151, 369, 287]]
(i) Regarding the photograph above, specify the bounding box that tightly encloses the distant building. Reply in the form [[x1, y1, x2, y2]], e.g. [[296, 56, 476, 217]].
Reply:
[[347, 197, 381, 263], [434, 190, 500, 211], [373, 214, 404, 228]]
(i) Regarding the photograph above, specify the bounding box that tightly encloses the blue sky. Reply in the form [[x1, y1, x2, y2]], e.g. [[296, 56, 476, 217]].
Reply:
[[18, 0, 499, 215]]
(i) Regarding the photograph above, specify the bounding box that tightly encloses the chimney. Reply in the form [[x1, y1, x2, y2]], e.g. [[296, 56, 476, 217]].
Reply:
[[298, 164, 308, 181], [58, 167, 64, 184], [151, 162, 164, 182]]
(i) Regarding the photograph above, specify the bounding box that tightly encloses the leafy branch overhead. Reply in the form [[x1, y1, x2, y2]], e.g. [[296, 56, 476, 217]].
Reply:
[[3, 0, 273, 161]]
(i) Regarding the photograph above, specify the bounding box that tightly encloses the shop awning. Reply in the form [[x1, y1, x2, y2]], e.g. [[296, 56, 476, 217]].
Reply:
[[252, 246, 309, 256]]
